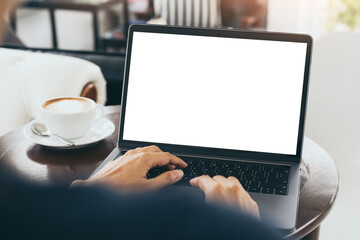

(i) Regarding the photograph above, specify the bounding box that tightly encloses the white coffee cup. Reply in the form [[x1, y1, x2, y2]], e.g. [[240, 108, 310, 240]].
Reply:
[[40, 97, 103, 139]]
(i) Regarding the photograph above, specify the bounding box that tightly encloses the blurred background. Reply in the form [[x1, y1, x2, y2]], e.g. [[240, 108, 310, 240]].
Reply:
[[6, 0, 360, 51], [1, 0, 359, 239]]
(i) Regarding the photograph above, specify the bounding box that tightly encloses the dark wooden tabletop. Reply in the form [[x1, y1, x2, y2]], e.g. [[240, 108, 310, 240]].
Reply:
[[0, 106, 338, 239]]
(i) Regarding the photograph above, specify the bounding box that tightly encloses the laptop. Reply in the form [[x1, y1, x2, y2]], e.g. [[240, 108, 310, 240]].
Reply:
[[92, 24, 312, 233]]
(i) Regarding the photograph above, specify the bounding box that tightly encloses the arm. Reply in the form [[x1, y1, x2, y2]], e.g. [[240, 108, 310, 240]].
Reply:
[[2, 174, 279, 240]]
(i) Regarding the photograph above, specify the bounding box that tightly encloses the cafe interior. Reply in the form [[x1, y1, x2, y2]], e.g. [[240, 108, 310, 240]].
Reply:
[[0, 0, 359, 239]]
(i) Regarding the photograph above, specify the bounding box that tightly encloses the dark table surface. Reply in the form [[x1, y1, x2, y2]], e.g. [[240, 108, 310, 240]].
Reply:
[[0, 106, 339, 239]]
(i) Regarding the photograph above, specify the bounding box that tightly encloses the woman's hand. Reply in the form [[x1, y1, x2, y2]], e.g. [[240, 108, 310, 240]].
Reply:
[[72, 145, 187, 192], [190, 175, 260, 219]]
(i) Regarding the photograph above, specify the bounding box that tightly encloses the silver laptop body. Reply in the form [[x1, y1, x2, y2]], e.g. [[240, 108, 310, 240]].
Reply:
[[93, 24, 312, 233]]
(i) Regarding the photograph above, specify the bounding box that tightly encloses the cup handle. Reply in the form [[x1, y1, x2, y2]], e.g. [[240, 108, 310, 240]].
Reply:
[[94, 104, 104, 122]]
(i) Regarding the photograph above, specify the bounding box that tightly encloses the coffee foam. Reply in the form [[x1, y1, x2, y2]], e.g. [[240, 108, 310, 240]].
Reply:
[[44, 98, 91, 113]]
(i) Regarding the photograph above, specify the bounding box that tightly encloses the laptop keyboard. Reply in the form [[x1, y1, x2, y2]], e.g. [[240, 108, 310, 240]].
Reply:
[[147, 156, 290, 195]]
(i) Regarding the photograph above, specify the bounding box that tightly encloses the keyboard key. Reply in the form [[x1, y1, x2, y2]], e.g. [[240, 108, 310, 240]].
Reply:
[[273, 166, 290, 174], [260, 182, 287, 191], [204, 166, 216, 172], [244, 170, 254, 176], [224, 163, 235, 169], [191, 166, 204, 174], [267, 178, 289, 185], [259, 165, 272, 172], [182, 167, 191, 175], [249, 164, 260, 171], [278, 172, 289, 179], [202, 161, 212, 167], [240, 179, 248, 187], [261, 187, 275, 194], [275, 189, 288, 195], [215, 162, 225, 168], [191, 160, 201, 167], [243, 175, 255, 181], [234, 164, 242, 170], [217, 168, 229, 176], [210, 162, 217, 167], [190, 173, 198, 178], [247, 181, 260, 187], [254, 175, 267, 181], [248, 186, 261, 193]]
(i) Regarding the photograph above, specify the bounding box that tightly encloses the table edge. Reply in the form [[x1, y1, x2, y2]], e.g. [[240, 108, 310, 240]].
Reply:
[[286, 168, 339, 239]]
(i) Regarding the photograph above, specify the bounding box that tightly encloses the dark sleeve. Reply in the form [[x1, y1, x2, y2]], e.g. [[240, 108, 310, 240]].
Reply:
[[0, 175, 281, 240]]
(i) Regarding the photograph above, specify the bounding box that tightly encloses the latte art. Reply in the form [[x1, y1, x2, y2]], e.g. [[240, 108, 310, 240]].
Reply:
[[44, 98, 92, 113]]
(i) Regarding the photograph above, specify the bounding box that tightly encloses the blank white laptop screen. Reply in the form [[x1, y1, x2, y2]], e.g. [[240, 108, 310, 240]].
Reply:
[[123, 32, 307, 155]]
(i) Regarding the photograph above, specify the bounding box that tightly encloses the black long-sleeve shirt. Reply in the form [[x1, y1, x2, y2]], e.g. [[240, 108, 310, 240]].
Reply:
[[0, 169, 281, 240]]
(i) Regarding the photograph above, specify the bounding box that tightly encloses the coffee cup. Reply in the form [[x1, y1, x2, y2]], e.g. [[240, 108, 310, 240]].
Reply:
[[40, 97, 103, 139]]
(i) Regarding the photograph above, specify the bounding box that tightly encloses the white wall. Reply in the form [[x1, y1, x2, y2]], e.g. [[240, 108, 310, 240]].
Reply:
[[267, 0, 302, 32], [267, 0, 329, 39]]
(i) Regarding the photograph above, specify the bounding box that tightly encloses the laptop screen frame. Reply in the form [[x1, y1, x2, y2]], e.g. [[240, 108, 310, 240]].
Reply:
[[118, 24, 312, 163]]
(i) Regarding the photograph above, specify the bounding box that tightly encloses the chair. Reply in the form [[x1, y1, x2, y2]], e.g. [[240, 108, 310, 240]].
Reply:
[[2, 45, 126, 105], [305, 32, 360, 164], [152, 0, 221, 28], [0, 47, 107, 137]]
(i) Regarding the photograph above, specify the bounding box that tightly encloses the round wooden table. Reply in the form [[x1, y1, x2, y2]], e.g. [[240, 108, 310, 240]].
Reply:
[[0, 106, 338, 240]]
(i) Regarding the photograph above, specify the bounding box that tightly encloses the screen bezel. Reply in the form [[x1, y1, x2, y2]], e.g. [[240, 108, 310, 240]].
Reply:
[[118, 24, 312, 163]]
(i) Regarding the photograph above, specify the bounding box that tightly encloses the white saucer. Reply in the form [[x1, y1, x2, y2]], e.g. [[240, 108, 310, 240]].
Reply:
[[23, 118, 115, 149]]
